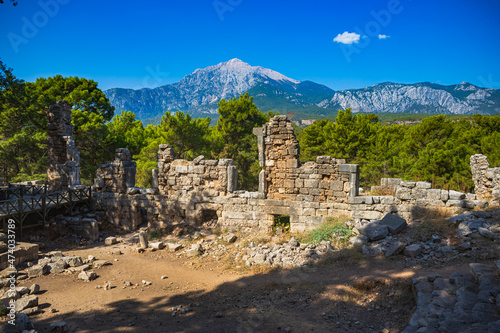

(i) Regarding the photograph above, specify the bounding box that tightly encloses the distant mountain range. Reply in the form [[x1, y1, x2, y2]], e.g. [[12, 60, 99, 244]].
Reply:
[[104, 58, 500, 121]]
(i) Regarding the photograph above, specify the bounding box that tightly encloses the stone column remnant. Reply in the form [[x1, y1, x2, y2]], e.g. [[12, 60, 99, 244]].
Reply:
[[47, 100, 81, 191], [470, 154, 500, 203]]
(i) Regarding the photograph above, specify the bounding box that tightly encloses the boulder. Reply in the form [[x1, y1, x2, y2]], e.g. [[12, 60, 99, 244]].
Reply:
[[349, 235, 368, 248], [223, 233, 237, 244], [29, 284, 40, 295], [357, 222, 389, 241], [380, 213, 407, 234], [1, 313, 34, 333], [150, 242, 165, 250], [27, 263, 48, 277], [15, 295, 38, 312], [449, 190, 466, 200], [478, 227, 495, 240], [404, 244, 422, 257], [167, 243, 183, 252], [78, 271, 97, 282], [385, 241, 406, 257], [93, 260, 111, 269], [105, 237, 117, 246]]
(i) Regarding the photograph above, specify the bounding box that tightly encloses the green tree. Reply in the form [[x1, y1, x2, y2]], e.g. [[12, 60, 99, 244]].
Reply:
[[107, 110, 145, 157], [158, 111, 211, 160], [215, 93, 272, 190]]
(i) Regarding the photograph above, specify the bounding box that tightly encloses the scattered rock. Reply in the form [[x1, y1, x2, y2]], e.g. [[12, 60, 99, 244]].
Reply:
[[105, 237, 117, 246], [142, 280, 152, 286], [67, 256, 84, 267], [49, 321, 68, 332], [349, 235, 368, 248], [289, 237, 299, 247], [385, 241, 406, 257], [224, 233, 237, 243], [93, 260, 111, 269], [150, 241, 165, 250], [457, 242, 472, 252], [15, 295, 38, 312], [358, 222, 389, 241], [2, 313, 34, 333], [185, 244, 202, 257], [404, 244, 422, 257], [27, 263, 48, 277], [379, 213, 407, 234], [28, 284, 40, 295], [78, 271, 97, 282], [478, 227, 495, 240], [167, 243, 183, 252]]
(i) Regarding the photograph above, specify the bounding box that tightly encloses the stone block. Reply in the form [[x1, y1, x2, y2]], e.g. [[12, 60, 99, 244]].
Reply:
[[380, 213, 407, 234], [400, 181, 416, 188], [396, 187, 412, 200], [304, 179, 319, 188], [357, 222, 389, 241], [449, 190, 465, 200], [385, 241, 406, 257], [416, 181, 432, 189], [339, 164, 358, 173], [404, 244, 422, 257]]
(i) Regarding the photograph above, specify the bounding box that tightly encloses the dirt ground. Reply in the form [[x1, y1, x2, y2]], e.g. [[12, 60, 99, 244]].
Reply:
[[1, 229, 481, 333]]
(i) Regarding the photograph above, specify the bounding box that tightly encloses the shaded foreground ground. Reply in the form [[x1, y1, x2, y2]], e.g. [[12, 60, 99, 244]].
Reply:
[[2, 240, 478, 333]]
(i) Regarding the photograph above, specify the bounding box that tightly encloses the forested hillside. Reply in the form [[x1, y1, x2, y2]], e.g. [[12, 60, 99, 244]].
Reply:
[[1, 61, 499, 193]]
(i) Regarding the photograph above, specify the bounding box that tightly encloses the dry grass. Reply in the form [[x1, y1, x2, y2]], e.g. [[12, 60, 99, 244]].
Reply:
[[412, 218, 456, 242], [369, 186, 396, 196]]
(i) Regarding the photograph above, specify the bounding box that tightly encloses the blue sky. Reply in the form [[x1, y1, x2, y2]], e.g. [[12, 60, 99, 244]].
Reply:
[[1, 0, 499, 91]]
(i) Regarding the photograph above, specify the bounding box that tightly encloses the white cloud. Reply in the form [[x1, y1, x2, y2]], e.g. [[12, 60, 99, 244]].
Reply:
[[333, 31, 361, 45], [378, 34, 390, 39]]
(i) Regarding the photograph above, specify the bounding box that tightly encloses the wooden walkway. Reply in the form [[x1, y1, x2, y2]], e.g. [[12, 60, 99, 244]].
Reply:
[[0, 184, 92, 238]]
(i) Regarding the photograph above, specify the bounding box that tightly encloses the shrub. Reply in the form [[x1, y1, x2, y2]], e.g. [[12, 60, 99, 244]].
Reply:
[[299, 216, 354, 247]]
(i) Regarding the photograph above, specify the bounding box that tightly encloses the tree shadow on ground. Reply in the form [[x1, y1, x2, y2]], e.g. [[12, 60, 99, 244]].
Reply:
[[28, 252, 422, 333]]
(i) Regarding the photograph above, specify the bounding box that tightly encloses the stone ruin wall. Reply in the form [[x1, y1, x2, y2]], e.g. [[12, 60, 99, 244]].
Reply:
[[92, 115, 496, 234], [254, 115, 356, 203], [470, 154, 500, 205], [47, 100, 81, 191]]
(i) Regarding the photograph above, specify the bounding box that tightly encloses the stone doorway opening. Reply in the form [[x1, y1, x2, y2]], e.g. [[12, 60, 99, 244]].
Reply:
[[273, 214, 290, 234], [202, 209, 218, 227]]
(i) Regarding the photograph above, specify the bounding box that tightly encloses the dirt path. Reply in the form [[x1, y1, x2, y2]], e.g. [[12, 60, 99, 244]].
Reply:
[[7, 241, 474, 333]]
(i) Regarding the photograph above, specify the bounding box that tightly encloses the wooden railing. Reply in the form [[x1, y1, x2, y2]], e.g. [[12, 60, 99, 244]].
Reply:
[[0, 185, 92, 238]]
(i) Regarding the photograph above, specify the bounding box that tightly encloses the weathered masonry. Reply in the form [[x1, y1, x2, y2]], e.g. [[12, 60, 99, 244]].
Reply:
[[93, 115, 497, 233], [470, 154, 500, 205], [47, 100, 81, 191]]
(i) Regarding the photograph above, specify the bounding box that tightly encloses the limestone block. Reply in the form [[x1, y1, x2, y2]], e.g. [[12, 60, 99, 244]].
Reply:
[[415, 181, 432, 189], [357, 222, 389, 241], [379, 213, 407, 234], [396, 187, 412, 200], [449, 190, 465, 200]]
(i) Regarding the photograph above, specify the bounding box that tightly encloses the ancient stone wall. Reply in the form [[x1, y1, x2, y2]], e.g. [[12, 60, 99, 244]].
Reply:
[[155, 144, 238, 197], [47, 100, 81, 191], [254, 115, 355, 202], [94, 148, 140, 231], [94, 148, 136, 194], [470, 154, 500, 205], [349, 178, 487, 222], [92, 116, 494, 234]]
